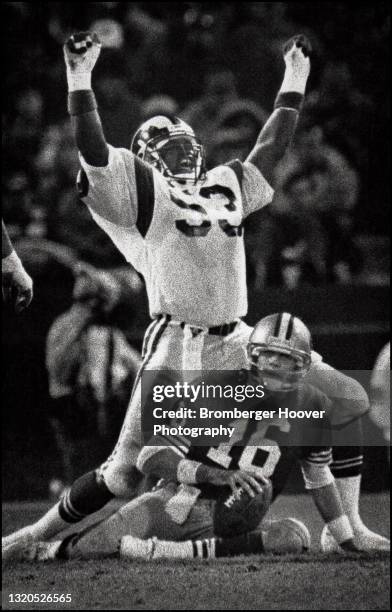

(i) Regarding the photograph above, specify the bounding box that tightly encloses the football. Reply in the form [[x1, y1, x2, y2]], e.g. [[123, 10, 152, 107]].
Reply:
[[213, 479, 273, 538], [262, 517, 312, 553]]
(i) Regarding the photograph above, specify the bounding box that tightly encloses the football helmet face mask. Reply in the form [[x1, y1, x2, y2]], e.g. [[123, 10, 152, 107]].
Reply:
[[131, 116, 206, 187], [247, 312, 312, 392]]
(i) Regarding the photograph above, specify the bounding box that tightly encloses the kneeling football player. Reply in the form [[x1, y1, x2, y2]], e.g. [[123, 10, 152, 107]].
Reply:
[[15, 315, 376, 561]]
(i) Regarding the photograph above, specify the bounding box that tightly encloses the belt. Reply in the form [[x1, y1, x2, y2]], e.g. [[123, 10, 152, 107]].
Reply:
[[179, 320, 238, 336], [158, 315, 239, 337]]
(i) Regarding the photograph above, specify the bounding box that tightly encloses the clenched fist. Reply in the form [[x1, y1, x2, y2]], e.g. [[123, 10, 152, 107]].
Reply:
[[64, 32, 101, 90], [64, 32, 101, 72], [280, 34, 311, 94], [283, 34, 311, 81]]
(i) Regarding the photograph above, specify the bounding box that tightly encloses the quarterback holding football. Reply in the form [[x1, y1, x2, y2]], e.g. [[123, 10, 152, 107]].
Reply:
[[14, 315, 361, 561], [3, 31, 389, 560]]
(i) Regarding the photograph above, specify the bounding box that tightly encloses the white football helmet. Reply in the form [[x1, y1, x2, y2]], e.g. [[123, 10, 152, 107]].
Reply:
[[131, 115, 206, 187], [248, 312, 312, 392]]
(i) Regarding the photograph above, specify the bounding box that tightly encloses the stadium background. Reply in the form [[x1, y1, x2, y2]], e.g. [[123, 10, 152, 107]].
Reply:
[[2, 2, 390, 499]]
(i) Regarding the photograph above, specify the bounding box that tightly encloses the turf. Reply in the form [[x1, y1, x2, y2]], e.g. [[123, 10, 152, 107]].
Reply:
[[2, 494, 390, 610]]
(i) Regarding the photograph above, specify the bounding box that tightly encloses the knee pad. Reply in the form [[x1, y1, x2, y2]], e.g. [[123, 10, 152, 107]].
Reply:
[[100, 463, 143, 498]]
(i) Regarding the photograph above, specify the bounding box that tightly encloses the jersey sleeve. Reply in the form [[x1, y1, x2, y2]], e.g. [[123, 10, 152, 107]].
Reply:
[[226, 159, 274, 218], [78, 144, 155, 231], [136, 431, 191, 481]]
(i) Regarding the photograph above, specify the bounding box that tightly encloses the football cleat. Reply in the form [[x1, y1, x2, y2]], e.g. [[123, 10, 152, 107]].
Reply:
[[22, 541, 62, 562], [2, 531, 34, 562], [262, 517, 311, 553], [321, 524, 390, 552], [131, 116, 206, 187], [247, 313, 312, 392], [3, 538, 61, 563]]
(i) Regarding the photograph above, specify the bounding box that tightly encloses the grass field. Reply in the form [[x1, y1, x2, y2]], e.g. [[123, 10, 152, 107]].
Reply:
[[2, 493, 390, 610]]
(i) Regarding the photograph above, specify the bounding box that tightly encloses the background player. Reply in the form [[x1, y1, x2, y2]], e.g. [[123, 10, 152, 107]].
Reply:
[[3, 32, 385, 556]]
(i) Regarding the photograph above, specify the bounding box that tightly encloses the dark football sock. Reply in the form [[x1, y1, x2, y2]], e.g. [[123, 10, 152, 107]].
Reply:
[[59, 470, 114, 523], [331, 446, 363, 478]]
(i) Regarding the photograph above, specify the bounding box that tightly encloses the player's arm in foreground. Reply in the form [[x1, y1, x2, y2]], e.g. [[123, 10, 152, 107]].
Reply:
[[246, 35, 311, 188], [2, 220, 33, 312], [136, 439, 269, 499]]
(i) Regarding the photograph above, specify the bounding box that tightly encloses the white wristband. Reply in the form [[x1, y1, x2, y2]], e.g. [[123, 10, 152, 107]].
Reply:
[[67, 70, 92, 92], [327, 515, 354, 544], [177, 459, 202, 484], [280, 68, 308, 95]]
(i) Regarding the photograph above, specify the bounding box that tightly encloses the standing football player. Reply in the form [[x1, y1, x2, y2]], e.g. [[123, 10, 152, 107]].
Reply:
[[16, 315, 363, 562], [3, 32, 387, 557]]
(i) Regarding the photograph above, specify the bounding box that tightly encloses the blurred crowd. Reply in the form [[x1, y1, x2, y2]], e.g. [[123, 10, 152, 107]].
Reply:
[[3, 2, 390, 288]]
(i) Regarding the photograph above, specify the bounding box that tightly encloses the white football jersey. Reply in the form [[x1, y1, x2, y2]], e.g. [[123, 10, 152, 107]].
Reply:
[[78, 145, 273, 326]]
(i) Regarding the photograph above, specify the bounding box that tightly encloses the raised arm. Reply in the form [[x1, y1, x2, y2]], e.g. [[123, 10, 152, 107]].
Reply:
[[247, 35, 311, 186], [63, 32, 142, 232], [64, 32, 108, 166]]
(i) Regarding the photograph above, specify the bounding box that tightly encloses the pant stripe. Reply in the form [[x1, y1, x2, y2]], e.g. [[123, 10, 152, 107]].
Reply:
[[331, 456, 364, 465], [129, 315, 170, 405], [141, 318, 160, 358]]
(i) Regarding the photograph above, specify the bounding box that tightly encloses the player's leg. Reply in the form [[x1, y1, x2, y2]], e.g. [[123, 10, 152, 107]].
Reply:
[[97, 317, 182, 497], [306, 359, 390, 550], [57, 490, 171, 560], [121, 517, 311, 560], [2, 469, 117, 561], [14, 491, 159, 562], [20, 483, 214, 561]]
